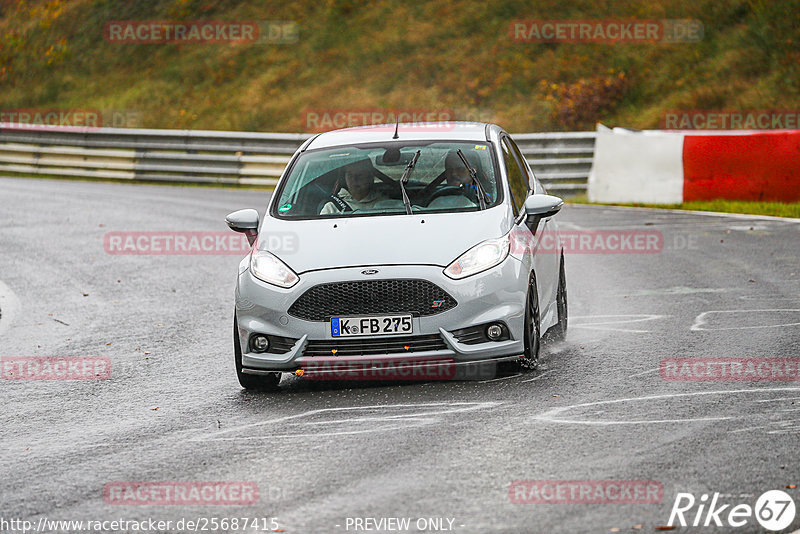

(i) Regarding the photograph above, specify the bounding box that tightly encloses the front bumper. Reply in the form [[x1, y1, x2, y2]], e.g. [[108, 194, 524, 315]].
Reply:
[[235, 259, 528, 372]]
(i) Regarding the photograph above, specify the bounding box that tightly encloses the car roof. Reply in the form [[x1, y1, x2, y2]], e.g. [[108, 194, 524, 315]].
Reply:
[[304, 122, 500, 151]]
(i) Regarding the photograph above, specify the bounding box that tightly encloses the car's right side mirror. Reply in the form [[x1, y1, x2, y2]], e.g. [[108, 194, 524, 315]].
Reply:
[[524, 194, 564, 219], [225, 208, 260, 246], [523, 194, 563, 234]]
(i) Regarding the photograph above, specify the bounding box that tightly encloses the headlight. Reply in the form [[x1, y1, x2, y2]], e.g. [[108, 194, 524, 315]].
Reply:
[[250, 250, 299, 288], [444, 233, 510, 279]]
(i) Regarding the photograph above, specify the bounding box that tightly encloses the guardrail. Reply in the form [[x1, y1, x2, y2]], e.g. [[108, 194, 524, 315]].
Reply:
[[514, 131, 596, 194], [0, 125, 595, 195]]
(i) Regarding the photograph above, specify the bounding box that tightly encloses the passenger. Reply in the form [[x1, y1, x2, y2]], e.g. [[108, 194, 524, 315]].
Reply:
[[320, 159, 389, 214]]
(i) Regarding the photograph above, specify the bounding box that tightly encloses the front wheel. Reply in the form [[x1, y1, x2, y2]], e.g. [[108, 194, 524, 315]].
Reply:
[[550, 253, 568, 341], [234, 316, 281, 391], [497, 277, 541, 376], [521, 278, 541, 370]]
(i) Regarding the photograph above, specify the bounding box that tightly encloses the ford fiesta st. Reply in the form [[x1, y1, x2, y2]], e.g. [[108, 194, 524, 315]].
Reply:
[[225, 122, 567, 391]]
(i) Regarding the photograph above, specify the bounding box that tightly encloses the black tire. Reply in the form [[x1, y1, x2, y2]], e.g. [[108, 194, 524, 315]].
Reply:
[[234, 316, 281, 391], [520, 277, 541, 371], [550, 253, 568, 341], [497, 276, 541, 376]]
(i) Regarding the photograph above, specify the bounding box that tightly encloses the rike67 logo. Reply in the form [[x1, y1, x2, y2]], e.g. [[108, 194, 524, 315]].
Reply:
[[668, 490, 796, 531]]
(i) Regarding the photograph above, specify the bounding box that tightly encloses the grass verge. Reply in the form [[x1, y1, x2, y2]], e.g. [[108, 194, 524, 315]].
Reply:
[[569, 196, 800, 218]]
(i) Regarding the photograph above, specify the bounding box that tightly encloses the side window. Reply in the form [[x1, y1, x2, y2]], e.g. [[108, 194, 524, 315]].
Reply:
[[501, 137, 529, 216], [506, 136, 537, 191]]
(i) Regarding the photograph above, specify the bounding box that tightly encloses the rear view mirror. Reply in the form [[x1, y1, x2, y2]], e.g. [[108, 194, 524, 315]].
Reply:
[[225, 209, 259, 246]]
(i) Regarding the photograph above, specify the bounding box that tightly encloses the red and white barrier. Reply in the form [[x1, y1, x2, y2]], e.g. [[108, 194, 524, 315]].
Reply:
[[588, 124, 800, 203]]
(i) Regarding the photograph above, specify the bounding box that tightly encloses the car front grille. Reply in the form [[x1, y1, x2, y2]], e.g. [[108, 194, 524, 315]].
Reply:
[[303, 334, 448, 357], [288, 279, 457, 321]]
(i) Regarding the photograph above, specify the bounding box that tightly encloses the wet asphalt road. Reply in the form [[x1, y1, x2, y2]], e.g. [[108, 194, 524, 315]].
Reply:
[[1, 176, 799, 534]]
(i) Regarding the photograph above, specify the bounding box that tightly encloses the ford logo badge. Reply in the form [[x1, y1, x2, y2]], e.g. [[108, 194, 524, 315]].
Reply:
[[361, 269, 379, 275]]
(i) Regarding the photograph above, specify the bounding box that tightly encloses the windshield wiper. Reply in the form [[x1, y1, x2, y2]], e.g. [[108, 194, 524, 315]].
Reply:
[[398, 150, 420, 215], [456, 149, 487, 210]]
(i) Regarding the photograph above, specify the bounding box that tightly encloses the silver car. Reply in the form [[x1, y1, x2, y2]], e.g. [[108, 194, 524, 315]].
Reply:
[[225, 122, 567, 390]]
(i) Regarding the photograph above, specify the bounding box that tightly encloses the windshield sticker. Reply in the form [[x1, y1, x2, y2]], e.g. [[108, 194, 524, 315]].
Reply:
[[329, 153, 351, 158], [475, 145, 487, 150], [278, 203, 292, 213]]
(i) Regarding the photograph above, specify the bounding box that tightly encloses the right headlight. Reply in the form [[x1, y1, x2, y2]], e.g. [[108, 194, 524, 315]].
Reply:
[[444, 233, 510, 279], [250, 250, 299, 288]]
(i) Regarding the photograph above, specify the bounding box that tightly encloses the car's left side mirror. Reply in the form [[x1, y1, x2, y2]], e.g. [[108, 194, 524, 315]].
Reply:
[[225, 208, 259, 246]]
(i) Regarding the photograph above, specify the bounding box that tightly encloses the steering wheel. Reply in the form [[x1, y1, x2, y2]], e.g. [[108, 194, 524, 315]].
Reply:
[[426, 185, 471, 203], [313, 181, 352, 213]]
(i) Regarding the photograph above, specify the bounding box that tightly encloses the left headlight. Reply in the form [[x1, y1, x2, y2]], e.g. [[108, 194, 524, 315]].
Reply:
[[444, 233, 510, 279], [250, 250, 299, 288]]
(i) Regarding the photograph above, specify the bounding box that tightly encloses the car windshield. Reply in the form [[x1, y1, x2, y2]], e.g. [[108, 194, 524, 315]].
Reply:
[[272, 141, 501, 219]]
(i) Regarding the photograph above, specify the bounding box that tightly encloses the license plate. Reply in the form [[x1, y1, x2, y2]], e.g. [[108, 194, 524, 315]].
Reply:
[[331, 315, 413, 337]]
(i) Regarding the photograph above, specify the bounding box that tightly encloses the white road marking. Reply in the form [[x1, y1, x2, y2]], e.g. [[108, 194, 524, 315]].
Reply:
[[0, 279, 21, 336], [691, 309, 800, 331], [193, 401, 502, 441], [617, 287, 730, 297], [739, 295, 800, 301], [211, 422, 421, 440], [726, 224, 769, 231], [752, 397, 800, 403], [728, 425, 769, 434], [478, 373, 521, 383], [767, 428, 800, 434], [569, 314, 666, 333], [627, 368, 661, 378], [532, 387, 800, 427], [520, 369, 554, 383]]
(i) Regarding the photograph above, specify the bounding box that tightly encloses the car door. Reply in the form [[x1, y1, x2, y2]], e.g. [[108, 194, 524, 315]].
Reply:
[[501, 134, 559, 322]]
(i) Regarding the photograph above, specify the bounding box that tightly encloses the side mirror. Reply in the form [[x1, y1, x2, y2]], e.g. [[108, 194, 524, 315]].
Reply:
[[524, 194, 563, 219], [225, 209, 259, 246]]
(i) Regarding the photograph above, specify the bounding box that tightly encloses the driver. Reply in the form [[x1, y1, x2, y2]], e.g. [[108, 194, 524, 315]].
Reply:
[[444, 151, 474, 187], [443, 150, 491, 202], [320, 158, 389, 214]]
